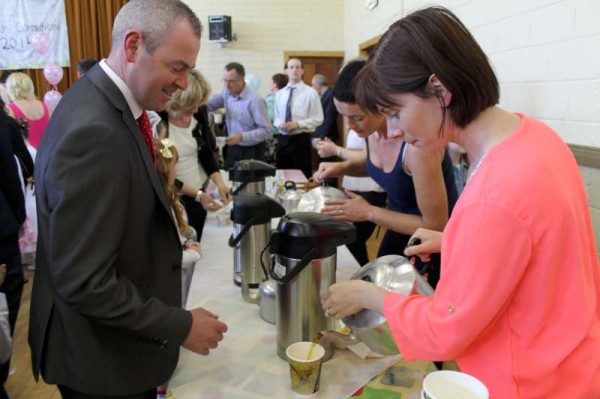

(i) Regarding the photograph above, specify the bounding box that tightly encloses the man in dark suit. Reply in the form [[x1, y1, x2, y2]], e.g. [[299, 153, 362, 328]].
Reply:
[[29, 1, 228, 398], [312, 74, 339, 186], [311, 74, 339, 144], [0, 107, 26, 399]]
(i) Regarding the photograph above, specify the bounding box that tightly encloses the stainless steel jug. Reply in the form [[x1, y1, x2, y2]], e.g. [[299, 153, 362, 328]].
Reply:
[[229, 194, 285, 301], [229, 159, 276, 198], [269, 213, 356, 359], [319, 255, 434, 359]]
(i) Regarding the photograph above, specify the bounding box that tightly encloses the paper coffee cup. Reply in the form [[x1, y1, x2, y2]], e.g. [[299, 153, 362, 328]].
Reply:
[[215, 136, 226, 148], [422, 370, 489, 399], [286, 342, 325, 396]]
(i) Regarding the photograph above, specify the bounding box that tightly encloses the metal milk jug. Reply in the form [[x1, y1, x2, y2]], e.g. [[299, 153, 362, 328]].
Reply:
[[269, 212, 356, 359], [228, 193, 285, 302]]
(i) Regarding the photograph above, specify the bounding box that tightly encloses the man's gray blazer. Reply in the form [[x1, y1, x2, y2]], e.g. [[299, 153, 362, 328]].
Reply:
[[29, 64, 192, 395]]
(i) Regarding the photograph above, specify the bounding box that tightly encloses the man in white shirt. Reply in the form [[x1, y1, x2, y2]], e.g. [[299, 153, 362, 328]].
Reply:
[[274, 57, 323, 178]]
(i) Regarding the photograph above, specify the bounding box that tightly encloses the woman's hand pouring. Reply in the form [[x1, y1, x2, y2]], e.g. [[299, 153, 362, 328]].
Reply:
[[321, 280, 387, 319]]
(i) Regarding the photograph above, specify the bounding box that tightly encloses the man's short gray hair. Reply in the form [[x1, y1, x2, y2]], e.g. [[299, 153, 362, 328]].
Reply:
[[112, 0, 202, 54], [312, 74, 327, 86]]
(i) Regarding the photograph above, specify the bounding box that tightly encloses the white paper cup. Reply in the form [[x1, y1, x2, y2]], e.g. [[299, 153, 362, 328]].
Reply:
[[213, 113, 223, 124], [286, 342, 325, 396], [422, 370, 489, 399], [215, 136, 227, 148]]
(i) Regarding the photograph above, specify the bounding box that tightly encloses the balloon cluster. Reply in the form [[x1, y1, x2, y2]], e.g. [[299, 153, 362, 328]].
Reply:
[[43, 64, 63, 112], [31, 31, 63, 112]]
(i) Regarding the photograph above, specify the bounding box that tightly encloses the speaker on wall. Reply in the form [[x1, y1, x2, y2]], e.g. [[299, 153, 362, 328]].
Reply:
[[208, 15, 232, 42]]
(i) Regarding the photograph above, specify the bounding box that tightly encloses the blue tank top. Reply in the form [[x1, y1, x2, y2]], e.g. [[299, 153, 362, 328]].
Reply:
[[366, 141, 458, 216]]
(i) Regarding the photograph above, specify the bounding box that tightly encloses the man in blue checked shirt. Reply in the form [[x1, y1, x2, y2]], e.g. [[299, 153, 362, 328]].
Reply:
[[207, 62, 272, 169]]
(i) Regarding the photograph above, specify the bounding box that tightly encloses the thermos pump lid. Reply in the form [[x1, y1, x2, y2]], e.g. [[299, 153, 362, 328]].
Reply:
[[228, 159, 276, 183], [272, 212, 356, 259], [231, 193, 285, 224]]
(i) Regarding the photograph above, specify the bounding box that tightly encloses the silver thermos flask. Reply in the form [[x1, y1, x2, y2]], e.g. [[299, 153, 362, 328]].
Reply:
[[228, 194, 285, 303], [269, 213, 356, 359], [229, 160, 276, 286]]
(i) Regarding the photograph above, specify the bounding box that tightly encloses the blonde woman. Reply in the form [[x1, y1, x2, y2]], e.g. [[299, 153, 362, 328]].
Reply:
[[6, 72, 50, 149], [157, 69, 232, 241]]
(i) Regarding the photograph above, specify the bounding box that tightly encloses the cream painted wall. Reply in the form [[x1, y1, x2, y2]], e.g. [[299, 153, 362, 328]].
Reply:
[[344, 0, 600, 148], [183, 0, 344, 98], [343, 0, 600, 252]]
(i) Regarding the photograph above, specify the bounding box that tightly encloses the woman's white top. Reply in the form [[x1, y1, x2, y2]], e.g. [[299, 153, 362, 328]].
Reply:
[[342, 130, 384, 193], [169, 118, 208, 188]]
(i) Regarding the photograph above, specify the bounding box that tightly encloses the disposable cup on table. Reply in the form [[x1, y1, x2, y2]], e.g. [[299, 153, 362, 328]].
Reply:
[[286, 341, 325, 396], [422, 370, 489, 399]]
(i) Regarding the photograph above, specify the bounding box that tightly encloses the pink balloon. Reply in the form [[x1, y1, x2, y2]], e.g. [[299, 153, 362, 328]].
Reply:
[[30, 31, 51, 56], [44, 90, 62, 113], [43, 64, 63, 86]]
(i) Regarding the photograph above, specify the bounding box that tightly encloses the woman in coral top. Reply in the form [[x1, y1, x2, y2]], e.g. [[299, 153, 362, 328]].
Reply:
[[321, 6, 600, 399], [6, 72, 50, 149]]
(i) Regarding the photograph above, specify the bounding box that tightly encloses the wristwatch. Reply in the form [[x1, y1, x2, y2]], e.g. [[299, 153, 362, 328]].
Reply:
[[195, 189, 204, 203]]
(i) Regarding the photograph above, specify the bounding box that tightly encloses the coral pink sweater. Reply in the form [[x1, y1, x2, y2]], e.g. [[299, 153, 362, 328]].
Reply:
[[384, 115, 600, 398]]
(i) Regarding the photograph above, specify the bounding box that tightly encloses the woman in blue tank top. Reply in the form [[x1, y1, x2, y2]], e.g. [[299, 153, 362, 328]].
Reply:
[[315, 59, 458, 288]]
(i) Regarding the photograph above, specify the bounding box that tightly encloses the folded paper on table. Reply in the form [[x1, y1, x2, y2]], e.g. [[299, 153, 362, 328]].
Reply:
[[348, 342, 384, 360], [169, 296, 401, 399]]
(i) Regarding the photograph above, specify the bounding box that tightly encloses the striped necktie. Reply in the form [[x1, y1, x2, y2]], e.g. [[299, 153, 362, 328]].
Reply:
[[285, 86, 295, 123]]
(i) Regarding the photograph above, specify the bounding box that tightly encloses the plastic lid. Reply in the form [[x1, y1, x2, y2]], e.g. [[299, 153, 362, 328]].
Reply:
[[231, 193, 285, 224], [272, 212, 356, 259], [228, 160, 276, 182]]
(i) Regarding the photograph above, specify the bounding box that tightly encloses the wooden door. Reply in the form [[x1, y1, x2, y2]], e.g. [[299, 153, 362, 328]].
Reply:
[[283, 52, 345, 181]]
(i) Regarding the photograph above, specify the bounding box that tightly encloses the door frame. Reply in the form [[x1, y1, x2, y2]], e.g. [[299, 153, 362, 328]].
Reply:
[[283, 51, 345, 62], [358, 35, 382, 58]]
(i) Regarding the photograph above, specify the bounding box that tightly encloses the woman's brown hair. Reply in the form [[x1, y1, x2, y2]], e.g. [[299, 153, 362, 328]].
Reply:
[[355, 6, 499, 128]]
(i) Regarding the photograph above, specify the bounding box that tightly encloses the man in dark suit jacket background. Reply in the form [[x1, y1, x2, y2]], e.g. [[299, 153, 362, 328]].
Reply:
[[29, 1, 228, 398], [0, 107, 26, 399], [312, 74, 339, 186]]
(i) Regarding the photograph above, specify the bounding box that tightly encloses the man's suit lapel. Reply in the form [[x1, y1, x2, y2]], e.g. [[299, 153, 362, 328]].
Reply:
[[85, 67, 174, 225]]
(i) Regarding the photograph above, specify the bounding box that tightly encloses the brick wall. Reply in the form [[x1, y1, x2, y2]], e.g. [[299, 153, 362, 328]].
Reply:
[[182, 0, 344, 98], [344, 0, 600, 252]]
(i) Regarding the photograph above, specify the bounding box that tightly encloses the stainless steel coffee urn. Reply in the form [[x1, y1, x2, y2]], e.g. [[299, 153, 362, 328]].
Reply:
[[229, 193, 285, 301], [269, 212, 356, 359], [229, 160, 276, 197]]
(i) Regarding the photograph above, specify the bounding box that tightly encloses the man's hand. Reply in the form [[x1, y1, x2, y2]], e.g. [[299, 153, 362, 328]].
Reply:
[[182, 307, 228, 355], [226, 134, 243, 146], [279, 122, 298, 133]]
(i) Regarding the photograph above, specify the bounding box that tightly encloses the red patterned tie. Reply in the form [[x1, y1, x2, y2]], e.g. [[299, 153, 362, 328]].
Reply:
[[137, 111, 156, 165]]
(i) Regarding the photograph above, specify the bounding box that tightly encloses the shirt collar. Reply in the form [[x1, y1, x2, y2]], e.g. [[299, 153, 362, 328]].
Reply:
[[233, 84, 250, 100], [99, 59, 144, 120], [287, 81, 304, 89]]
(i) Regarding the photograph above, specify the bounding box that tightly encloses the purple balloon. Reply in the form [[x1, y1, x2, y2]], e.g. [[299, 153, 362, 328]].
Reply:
[[30, 31, 51, 56], [44, 90, 62, 113], [43, 64, 64, 86]]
